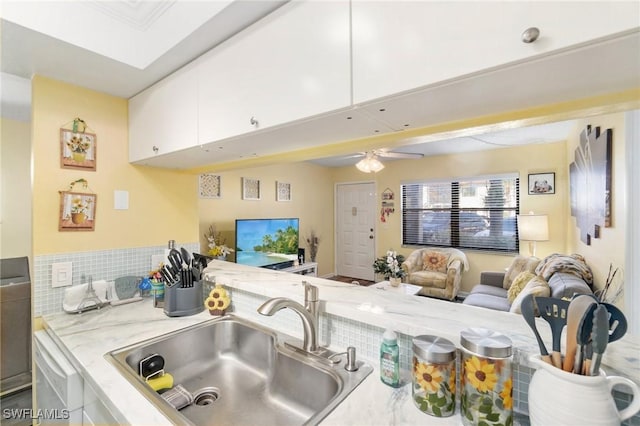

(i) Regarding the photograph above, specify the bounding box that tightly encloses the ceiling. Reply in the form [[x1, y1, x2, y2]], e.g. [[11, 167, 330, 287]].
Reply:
[[1, 1, 636, 168]]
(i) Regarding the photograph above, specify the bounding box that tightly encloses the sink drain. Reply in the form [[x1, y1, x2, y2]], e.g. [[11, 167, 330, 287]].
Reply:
[[193, 387, 220, 406]]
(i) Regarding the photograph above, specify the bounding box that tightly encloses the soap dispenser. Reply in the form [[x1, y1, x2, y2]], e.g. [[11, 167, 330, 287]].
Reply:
[[380, 328, 400, 387]]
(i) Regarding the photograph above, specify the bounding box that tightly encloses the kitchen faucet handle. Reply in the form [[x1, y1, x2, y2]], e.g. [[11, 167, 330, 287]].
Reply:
[[303, 281, 318, 302]]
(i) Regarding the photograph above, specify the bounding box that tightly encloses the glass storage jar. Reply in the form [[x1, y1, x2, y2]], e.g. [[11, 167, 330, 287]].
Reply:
[[460, 327, 513, 426], [412, 335, 456, 418]]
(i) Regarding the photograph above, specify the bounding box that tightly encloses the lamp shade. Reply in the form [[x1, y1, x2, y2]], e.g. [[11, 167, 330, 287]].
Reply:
[[517, 214, 549, 241], [355, 153, 385, 173]]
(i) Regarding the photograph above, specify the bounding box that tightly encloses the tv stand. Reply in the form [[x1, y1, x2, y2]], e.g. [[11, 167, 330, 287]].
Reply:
[[282, 262, 318, 277]]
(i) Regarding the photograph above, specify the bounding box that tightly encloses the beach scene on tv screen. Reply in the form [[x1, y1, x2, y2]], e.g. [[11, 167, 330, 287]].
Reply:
[[236, 219, 299, 267]]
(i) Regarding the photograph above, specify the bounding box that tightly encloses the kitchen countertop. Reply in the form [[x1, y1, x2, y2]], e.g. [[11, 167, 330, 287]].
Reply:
[[41, 261, 639, 425]]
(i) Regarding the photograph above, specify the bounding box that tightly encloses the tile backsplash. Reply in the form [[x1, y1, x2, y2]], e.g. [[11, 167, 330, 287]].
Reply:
[[34, 243, 198, 316]]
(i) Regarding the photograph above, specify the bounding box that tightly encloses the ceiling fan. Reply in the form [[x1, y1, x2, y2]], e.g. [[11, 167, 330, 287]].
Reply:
[[352, 149, 424, 173]]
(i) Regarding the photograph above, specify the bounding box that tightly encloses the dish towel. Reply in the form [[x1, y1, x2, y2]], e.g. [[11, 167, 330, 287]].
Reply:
[[161, 385, 193, 410]]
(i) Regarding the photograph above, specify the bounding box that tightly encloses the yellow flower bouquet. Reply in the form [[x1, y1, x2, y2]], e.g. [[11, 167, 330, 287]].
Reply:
[[460, 355, 513, 426]]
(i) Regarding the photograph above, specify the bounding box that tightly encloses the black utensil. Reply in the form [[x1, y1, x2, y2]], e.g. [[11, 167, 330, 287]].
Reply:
[[535, 297, 570, 369], [180, 248, 191, 268], [521, 294, 552, 365], [168, 249, 183, 273]]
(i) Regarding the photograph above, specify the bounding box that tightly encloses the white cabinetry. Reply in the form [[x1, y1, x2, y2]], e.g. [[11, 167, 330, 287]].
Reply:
[[352, 1, 640, 104], [197, 0, 351, 144], [129, 63, 199, 163], [82, 381, 119, 425]]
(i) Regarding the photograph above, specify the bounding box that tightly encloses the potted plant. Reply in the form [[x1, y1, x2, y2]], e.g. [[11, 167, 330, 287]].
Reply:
[[373, 250, 406, 286]]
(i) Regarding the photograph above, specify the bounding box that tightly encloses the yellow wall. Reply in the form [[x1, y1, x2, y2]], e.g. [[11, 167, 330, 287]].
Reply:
[[31, 76, 198, 254], [565, 112, 627, 302], [198, 162, 335, 276], [1, 117, 32, 258], [331, 141, 570, 292]]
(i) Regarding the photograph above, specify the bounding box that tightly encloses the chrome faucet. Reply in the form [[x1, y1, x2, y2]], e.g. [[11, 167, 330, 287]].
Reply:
[[257, 282, 319, 353]]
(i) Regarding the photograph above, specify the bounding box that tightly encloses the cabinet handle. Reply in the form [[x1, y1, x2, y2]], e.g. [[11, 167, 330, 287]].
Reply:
[[152, 146, 159, 153], [250, 117, 259, 127]]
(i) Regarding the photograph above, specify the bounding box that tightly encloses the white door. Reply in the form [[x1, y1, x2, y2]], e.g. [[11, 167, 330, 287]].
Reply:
[[336, 182, 376, 281]]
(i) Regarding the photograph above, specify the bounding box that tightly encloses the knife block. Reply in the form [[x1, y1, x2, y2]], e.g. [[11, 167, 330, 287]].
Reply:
[[163, 280, 204, 317]]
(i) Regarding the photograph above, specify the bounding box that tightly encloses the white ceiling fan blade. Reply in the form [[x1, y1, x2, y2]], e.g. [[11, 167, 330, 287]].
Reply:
[[377, 151, 424, 159]]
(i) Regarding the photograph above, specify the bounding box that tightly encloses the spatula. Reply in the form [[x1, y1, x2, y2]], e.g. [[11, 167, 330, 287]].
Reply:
[[535, 297, 570, 369], [589, 304, 609, 376], [521, 294, 552, 365], [563, 295, 598, 372]]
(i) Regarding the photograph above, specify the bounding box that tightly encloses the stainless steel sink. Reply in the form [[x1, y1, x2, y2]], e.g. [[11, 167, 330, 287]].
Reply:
[[106, 315, 372, 425]]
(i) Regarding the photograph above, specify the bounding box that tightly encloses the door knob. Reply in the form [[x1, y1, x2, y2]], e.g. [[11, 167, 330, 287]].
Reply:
[[369, 235, 374, 239]]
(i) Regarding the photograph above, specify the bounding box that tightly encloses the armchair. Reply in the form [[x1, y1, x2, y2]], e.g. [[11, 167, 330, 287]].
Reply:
[[401, 248, 468, 300]]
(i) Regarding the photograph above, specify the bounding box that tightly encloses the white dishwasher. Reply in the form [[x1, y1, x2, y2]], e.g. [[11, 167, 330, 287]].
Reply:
[[33, 331, 83, 425]]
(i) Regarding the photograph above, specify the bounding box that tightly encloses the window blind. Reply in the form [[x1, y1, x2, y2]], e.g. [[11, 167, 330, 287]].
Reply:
[[401, 174, 519, 252]]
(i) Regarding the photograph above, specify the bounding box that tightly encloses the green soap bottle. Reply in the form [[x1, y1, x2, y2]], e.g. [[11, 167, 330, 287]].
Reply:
[[380, 329, 400, 387]]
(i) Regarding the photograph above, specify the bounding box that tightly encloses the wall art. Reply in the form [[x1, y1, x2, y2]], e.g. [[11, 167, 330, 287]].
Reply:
[[276, 181, 291, 201], [242, 177, 261, 200], [569, 125, 613, 245], [199, 174, 222, 198], [60, 118, 96, 170], [528, 172, 555, 195]]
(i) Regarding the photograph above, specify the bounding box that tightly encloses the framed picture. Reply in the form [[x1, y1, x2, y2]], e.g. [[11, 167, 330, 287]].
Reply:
[[276, 181, 291, 202], [59, 191, 97, 231], [242, 177, 261, 200], [528, 172, 555, 195], [60, 129, 97, 171], [199, 174, 222, 199]]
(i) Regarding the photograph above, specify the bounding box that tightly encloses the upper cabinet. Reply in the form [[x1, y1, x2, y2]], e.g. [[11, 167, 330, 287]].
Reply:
[[129, 63, 199, 163], [196, 0, 351, 145], [351, 1, 640, 104]]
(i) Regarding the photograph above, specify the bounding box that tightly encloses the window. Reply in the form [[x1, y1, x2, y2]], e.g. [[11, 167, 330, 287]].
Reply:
[[401, 174, 519, 252]]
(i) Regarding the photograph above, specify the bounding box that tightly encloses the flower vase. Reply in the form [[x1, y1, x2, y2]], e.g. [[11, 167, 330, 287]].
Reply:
[[528, 355, 640, 426], [72, 152, 86, 163], [390, 277, 402, 287], [71, 212, 86, 224]]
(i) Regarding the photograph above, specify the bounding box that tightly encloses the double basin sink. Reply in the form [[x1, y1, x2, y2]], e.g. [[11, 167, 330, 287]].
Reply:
[[106, 315, 372, 425]]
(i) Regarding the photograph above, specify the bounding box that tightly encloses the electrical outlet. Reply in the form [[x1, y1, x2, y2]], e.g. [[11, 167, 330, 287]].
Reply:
[[52, 262, 73, 288]]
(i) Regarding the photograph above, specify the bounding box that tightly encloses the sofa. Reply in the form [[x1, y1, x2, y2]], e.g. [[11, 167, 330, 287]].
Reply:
[[463, 253, 594, 313], [401, 247, 468, 300]]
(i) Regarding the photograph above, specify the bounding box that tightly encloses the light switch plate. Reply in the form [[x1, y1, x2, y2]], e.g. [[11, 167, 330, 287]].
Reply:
[[114, 190, 129, 210], [51, 262, 73, 288]]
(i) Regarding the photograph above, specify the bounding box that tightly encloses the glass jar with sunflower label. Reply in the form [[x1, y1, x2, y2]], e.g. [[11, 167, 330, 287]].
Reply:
[[460, 328, 513, 426], [412, 335, 456, 418]]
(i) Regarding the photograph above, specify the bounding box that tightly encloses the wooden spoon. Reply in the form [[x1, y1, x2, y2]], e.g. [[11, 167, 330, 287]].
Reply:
[[563, 295, 598, 372]]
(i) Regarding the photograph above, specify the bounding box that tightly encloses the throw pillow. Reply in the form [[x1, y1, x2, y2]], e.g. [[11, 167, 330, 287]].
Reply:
[[503, 256, 541, 289], [510, 276, 550, 314], [422, 251, 449, 273], [507, 271, 536, 303]]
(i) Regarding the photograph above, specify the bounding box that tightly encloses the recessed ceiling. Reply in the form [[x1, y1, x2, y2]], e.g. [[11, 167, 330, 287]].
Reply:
[[0, 0, 288, 97]]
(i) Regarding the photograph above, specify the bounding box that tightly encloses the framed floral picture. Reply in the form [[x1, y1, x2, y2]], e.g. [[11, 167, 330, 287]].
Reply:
[[242, 177, 261, 200], [60, 129, 97, 171], [276, 181, 291, 201], [59, 191, 97, 231]]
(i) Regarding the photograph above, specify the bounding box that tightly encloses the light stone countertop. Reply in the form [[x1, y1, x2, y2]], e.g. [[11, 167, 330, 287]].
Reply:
[[41, 261, 639, 426]]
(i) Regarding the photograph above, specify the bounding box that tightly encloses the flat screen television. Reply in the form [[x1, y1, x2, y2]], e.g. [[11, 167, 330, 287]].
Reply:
[[235, 218, 299, 269]]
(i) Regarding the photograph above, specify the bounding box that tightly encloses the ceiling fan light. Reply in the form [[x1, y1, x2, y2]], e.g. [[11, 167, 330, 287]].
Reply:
[[355, 155, 385, 173]]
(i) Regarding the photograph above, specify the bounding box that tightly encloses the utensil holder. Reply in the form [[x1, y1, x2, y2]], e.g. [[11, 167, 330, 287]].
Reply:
[[163, 281, 204, 317], [528, 355, 640, 426]]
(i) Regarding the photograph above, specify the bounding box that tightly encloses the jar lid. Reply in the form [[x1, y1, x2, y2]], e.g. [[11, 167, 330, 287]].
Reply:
[[460, 327, 512, 358], [412, 335, 456, 363]]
